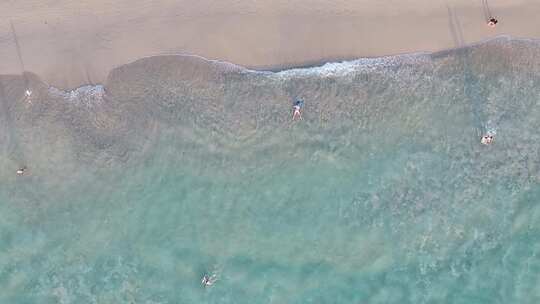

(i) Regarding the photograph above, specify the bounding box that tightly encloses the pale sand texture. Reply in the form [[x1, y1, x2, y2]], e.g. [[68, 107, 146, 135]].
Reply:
[[1, 0, 539, 88]]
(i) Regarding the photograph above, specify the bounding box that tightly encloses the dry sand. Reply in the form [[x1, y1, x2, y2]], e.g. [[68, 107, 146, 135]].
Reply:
[[1, 0, 539, 89]]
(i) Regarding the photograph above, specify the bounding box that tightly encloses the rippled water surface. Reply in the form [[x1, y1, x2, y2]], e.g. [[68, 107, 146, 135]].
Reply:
[[1, 37, 539, 303]]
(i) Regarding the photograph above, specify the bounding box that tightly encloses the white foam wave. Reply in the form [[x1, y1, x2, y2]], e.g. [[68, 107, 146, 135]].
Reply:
[[48, 85, 105, 107], [270, 53, 432, 80]]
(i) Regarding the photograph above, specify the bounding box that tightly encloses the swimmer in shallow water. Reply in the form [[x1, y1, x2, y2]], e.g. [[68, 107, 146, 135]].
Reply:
[[22, 89, 33, 106], [202, 274, 217, 287], [16, 166, 26, 175], [481, 134, 494, 145], [292, 99, 304, 121]]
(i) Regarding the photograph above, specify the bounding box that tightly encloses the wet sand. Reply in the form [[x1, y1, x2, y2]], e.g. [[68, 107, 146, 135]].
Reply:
[[1, 0, 539, 89]]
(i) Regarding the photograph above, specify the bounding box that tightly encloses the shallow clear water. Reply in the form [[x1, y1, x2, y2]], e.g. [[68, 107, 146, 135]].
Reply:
[[1, 37, 539, 303]]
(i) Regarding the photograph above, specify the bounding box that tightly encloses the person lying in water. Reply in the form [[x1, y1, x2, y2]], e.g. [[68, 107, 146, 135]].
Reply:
[[16, 166, 27, 175], [292, 99, 304, 121], [202, 274, 217, 287], [481, 134, 494, 145]]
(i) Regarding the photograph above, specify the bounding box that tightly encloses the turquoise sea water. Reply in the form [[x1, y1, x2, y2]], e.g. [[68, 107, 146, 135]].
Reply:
[[1, 37, 539, 303]]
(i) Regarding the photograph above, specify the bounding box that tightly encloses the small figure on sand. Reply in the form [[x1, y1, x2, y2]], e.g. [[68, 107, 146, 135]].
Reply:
[[292, 98, 304, 121], [16, 166, 26, 175], [481, 134, 494, 145], [487, 17, 498, 28], [201, 274, 217, 287], [482, 0, 498, 28]]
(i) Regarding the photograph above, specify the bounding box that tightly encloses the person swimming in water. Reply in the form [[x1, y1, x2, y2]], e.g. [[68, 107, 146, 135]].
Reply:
[[292, 98, 304, 121], [481, 134, 494, 145], [201, 274, 217, 287], [16, 166, 26, 175]]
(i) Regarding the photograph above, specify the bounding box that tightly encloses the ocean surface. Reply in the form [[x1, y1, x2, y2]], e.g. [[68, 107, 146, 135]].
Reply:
[[1, 37, 539, 304]]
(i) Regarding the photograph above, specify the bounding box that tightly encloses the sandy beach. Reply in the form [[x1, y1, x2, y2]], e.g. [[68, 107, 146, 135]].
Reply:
[[1, 0, 539, 89]]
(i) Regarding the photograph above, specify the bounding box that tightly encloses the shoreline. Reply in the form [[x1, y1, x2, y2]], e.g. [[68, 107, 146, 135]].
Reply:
[[7, 36, 537, 93], [1, 0, 540, 89]]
